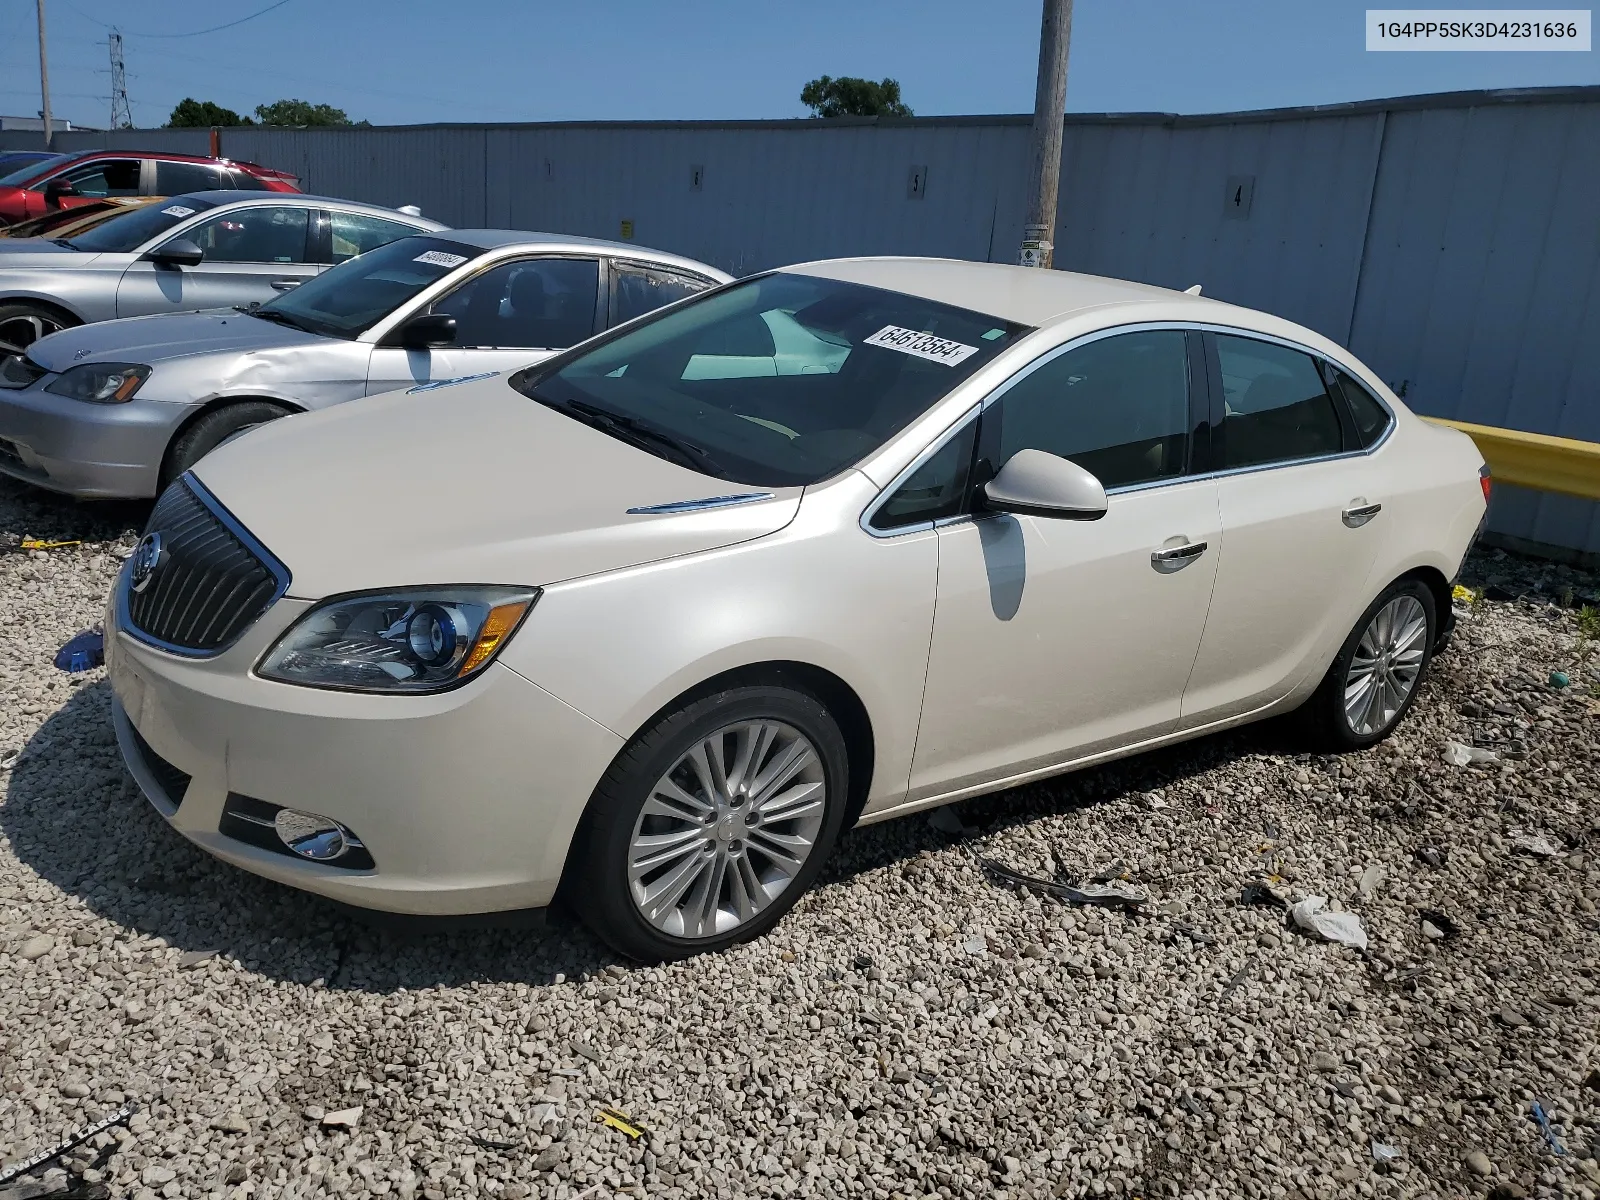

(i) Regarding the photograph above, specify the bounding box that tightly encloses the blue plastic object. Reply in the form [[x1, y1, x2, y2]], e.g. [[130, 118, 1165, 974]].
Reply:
[[54, 629, 104, 673]]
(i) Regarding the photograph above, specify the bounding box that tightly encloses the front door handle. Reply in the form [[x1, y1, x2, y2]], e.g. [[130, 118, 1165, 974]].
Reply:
[[269, 279, 301, 291], [1342, 501, 1382, 528], [1151, 540, 1208, 573]]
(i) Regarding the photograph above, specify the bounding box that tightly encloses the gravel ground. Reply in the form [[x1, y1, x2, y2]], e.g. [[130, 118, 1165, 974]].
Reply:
[[2, 473, 1599, 1200]]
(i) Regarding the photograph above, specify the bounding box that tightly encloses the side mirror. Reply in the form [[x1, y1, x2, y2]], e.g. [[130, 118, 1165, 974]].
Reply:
[[43, 178, 77, 206], [144, 238, 205, 267], [981, 449, 1108, 521], [398, 312, 457, 348]]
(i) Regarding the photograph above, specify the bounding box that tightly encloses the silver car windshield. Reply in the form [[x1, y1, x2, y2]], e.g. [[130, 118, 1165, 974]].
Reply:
[[249, 235, 487, 340], [66, 196, 220, 253], [514, 272, 1028, 487]]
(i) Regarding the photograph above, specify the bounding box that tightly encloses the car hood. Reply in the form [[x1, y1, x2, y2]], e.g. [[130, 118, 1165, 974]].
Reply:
[[0, 242, 106, 266], [191, 375, 802, 598], [28, 309, 327, 371]]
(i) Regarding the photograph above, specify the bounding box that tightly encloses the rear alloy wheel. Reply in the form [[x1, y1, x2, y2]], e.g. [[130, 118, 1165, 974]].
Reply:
[[571, 685, 849, 961], [0, 302, 74, 356], [1305, 579, 1436, 750]]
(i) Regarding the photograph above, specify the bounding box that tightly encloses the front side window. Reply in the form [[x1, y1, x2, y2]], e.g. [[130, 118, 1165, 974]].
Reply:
[[250, 235, 488, 340], [872, 419, 978, 531], [611, 264, 713, 326], [990, 329, 1191, 490], [182, 206, 310, 264], [155, 161, 226, 194], [1328, 366, 1393, 448], [49, 158, 141, 198], [330, 212, 428, 264], [515, 272, 1028, 487], [432, 258, 599, 349], [66, 195, 220, 253]]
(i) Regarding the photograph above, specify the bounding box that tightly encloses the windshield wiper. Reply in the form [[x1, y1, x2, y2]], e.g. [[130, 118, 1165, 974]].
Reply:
[[557, 397, 720, 473], [246, 307, 309, 332]]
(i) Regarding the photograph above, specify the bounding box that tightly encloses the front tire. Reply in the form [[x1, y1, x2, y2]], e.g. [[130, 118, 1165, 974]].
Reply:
[[0, 301, 76, 356], [569, 685, 850, 961], [1304, 578, 1436, 750], [161, 401, 292, 490]]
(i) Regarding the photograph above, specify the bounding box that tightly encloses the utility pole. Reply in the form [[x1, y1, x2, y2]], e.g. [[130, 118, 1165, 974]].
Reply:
[[1019, 0, 1073, 268], [109, 30, 132, 130], [36, 0, 54, 149]]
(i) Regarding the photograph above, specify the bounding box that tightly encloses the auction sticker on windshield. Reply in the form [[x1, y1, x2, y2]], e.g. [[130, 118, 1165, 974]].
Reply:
[[414, 250, 469, 268], [160, 205, 197, 218], [864, 325, 979, 366]]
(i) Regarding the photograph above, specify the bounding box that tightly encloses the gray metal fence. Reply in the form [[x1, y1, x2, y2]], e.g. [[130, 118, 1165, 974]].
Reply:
[[4, 85, 1598, 554]]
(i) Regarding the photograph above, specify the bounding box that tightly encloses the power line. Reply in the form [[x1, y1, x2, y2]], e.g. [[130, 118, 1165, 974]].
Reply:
[[59, 0, 294, 40]]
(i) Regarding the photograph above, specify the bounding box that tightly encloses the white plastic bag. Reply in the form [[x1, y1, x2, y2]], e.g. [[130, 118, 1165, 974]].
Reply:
[[1290, 895, 1368, 950]]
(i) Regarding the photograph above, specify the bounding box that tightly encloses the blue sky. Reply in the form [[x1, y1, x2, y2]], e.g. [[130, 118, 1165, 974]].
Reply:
[[3, 0, 1596, 129]]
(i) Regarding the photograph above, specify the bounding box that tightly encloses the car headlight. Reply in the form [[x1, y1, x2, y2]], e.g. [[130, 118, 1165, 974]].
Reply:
[[44, 362, 150, 403], [256, 587, 538, 694]]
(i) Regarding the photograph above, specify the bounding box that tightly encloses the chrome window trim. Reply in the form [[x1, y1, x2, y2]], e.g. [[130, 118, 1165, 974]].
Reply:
[[117, 472, 292, 660], [860, 319, 1396, 539]]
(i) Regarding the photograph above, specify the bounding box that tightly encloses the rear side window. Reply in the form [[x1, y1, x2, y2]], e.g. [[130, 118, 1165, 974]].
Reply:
[[611, 265, 713, 326], [155, 161, 227, 194], [225, 170, 267, 191], [1328, 367, 1393, 448], [1213, 334, 1344, 469], [330, 212, 427, 263], [989, 329, 1191, 490]]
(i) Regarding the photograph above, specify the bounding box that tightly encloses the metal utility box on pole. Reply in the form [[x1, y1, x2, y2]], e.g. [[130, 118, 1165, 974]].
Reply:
[[36, 0, 54, 149], [1020, 0, 1073, 267]]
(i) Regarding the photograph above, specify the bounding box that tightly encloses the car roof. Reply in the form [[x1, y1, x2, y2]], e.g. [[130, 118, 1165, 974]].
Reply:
[[780, 256, 1222, 328], [428, 228, 732, 277], [178, 191, 449, 227]]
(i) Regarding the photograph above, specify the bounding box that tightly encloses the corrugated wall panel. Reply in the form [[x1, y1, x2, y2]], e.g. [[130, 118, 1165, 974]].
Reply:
[[1351, 100, 1600, 554]]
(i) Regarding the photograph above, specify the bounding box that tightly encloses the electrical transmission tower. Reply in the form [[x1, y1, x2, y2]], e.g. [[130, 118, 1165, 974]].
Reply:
[[108, 30, 131, 129]]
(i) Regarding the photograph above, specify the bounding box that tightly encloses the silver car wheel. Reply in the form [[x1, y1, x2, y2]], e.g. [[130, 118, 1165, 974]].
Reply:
[[628, 720, 827, 939], [1342, 594, 1428, 736], [0, 311, 65, 356]]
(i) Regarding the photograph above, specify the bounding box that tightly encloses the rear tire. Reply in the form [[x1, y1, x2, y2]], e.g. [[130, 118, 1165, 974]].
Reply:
[[1303, 578, 1437, 751], [568, 685, 850, 962], [161, 401, 292, 489], [0, 301, 76, 356]]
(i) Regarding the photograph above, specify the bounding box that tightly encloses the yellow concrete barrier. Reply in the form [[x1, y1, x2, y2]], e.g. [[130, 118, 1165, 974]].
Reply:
[[1422, 417, 1600, 502]]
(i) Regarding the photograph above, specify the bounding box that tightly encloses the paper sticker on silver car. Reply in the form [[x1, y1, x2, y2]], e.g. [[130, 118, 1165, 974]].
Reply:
[[414, 250, 469, 268], [864, 325, 979, 366]]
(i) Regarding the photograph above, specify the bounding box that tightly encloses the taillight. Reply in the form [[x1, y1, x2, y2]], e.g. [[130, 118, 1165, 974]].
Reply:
[[1479, 464, 1492, 504]]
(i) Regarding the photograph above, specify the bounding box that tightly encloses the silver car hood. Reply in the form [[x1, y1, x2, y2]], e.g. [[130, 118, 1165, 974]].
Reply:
[[28, 310, 328, 371], [0, 244, 107, 267], [191, 375, 802, 598]]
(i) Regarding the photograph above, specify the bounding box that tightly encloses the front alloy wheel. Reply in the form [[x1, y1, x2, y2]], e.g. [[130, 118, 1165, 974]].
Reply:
[[570, 684, 849, 961], [0, 303, 71, 356]]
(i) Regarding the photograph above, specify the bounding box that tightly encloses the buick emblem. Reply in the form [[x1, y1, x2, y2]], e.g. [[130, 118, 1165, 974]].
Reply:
[[129, 532, 164, 594]]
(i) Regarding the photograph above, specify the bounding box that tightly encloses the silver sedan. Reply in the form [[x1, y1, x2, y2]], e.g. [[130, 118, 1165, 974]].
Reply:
[[0, 191, 444, 356], [0, 230, 731, 497]]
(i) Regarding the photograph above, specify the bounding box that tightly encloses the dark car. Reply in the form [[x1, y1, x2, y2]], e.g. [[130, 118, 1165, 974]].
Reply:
[[0, 150, 300, 226]]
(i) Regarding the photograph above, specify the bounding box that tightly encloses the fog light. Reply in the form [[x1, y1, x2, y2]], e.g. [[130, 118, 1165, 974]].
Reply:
[[274, 808, 357, 861]]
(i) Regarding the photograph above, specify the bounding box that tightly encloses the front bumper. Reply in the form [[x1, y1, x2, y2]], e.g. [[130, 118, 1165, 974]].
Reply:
[[0, 375, 198, 498], [106, 583, 624, 915]]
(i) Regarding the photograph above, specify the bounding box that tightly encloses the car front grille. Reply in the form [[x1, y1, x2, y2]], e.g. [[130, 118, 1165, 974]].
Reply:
[[122, 476, 288, 655]]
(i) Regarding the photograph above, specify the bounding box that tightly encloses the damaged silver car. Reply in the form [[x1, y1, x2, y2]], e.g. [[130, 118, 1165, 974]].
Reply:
[[0, 230, 730, 497]]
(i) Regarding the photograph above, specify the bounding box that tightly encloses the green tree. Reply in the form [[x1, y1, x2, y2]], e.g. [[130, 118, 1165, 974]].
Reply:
[[253, 98, 358, 127], [800, 76, 913, 119], [166, 98, 252, 128]]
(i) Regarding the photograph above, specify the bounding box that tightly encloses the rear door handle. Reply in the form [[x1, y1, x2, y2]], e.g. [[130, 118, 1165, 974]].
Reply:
[[269, 279, 300, 291], [1342, 501, 1382, 527], [1151, 540, 1208, 572]]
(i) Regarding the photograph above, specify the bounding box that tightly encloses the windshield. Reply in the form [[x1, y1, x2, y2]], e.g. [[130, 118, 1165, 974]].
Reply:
[[253, 235, 488, 339], [512, 272, 1028, 487], [0, 153, 67, 188], [66, 196, 220, 253]]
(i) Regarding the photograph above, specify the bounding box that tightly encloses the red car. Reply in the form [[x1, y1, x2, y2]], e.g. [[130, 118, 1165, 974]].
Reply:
[[0, 150, 299, 226]]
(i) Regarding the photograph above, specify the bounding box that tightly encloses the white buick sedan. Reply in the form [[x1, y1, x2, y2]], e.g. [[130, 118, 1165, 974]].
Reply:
[[105, 259, 1489, 960]]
